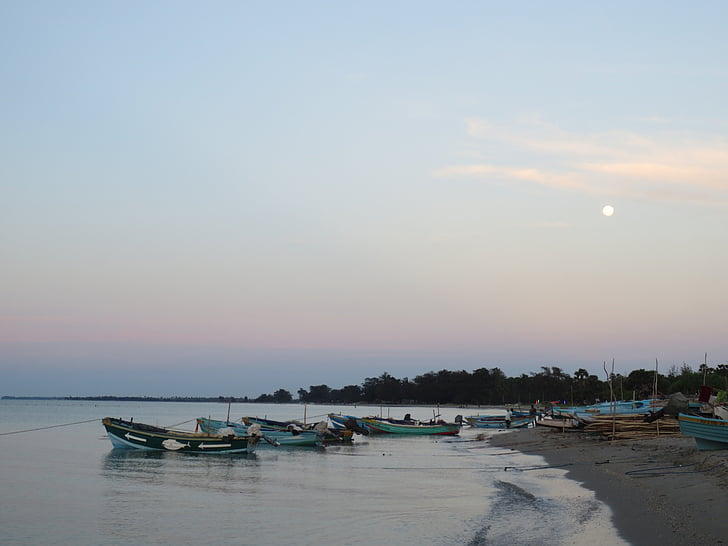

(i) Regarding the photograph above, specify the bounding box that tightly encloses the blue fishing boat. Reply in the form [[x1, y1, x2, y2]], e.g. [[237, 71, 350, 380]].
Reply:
[[196, 417, 321, 447], [328, 413, 372, 434], [360, 417, 460, 435], [678, 413, 728, 450], [465, 416, 531, 429], [552, 399, 660, 419], [243, 416, 354, 443]]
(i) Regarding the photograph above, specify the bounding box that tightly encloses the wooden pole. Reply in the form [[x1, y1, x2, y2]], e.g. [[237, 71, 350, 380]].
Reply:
[[611, 359, 616, 440], [604, 360, 616, 441], [654, 359, 660, 436]]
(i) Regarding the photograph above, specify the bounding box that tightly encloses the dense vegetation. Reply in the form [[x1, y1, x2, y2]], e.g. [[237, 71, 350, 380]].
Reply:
[[257, 362, 728, 406], [10, 362, 725, 406]]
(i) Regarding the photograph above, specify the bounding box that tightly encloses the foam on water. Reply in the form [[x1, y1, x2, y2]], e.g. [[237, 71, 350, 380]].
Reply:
[[1, 401, 628, 545], [448, 430, 629, 545]]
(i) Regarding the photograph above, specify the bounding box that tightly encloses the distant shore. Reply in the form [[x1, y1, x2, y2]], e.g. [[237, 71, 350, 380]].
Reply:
[[0, 396, 502, 409], [1, 396, 249, 402], [489, 423, 727, 545]]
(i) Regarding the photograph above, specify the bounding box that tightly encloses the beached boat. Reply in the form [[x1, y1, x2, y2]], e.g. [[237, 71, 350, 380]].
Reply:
[[102, 417, 259, 454], [535, 417, 582, 430], [465, 416, 531, 429], [552, 399, 660, 419], [512, 410, 543, 419], [678, 413, 728, 450], [196, 417, 321, 447], [360, 417, 460, 435]]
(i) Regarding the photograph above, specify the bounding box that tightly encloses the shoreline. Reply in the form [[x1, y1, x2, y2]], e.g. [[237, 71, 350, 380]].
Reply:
[[488, 423, 728, 545]]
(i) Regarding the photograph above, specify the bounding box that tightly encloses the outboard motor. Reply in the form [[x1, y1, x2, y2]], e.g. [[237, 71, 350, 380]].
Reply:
[[344, 418, 369, 435]]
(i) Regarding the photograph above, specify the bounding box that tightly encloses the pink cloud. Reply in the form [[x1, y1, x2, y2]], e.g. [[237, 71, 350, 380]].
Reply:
[[438, 118, 728, 206]]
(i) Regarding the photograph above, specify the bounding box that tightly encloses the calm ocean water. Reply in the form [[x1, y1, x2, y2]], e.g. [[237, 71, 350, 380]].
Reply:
[[0, 400, 627, 545]]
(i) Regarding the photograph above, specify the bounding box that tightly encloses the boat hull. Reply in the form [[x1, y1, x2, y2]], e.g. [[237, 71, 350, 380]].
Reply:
[[243, 416, 353, 443], [196, 418, 321, 447], [328, 414, 374, 434], [535, 418, 581, 430], [552, 399, 659, 418], [360, 418, 460, 435], [678, 413, 728, 450], [102, 417, 257, 454], [466, 417, 531, 429]]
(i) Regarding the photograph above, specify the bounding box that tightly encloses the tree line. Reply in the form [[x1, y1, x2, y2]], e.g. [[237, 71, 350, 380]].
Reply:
[[254, 362, 728, 406]]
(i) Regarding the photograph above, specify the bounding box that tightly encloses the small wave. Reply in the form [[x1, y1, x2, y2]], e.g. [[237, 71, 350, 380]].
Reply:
[[494, 480, 537, 502]]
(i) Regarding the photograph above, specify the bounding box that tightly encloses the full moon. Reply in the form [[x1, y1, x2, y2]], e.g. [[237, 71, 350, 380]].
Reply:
[[602, 205, 615, 217]]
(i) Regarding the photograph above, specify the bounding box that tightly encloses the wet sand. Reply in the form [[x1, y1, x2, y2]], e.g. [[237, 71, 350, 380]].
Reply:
[[488, 421, 728, 545]]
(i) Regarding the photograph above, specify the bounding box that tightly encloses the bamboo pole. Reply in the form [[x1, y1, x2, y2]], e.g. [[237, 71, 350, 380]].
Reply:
[[654, 358, 659, 436], [604, 360, 616, 441]]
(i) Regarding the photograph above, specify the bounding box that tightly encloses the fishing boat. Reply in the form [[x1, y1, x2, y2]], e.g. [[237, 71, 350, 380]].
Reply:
[[102, 417, 260, 454], [551, 399, 660, 419], [243, 416, 354, 443], [360, 417, 460, 435], [535, 417, 582, 430], [196, 417, 321, 447], [465, 415, 531, 429], [328, 413, 373, 434], [678, 413, 728, 450], [512, 409, 543, 419]]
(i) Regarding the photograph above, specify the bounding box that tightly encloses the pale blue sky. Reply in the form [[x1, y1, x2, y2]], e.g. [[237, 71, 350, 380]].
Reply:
[[3, 2, 728, 397]]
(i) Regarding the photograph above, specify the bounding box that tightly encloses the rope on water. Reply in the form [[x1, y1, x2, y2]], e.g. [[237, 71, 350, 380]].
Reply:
[[0, 418, 101, 436]]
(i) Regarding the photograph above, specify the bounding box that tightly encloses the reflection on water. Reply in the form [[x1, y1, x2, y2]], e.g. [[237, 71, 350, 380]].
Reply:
[[101, 448, 262, 489], [2, 401, 628, 545], [99, 449, 265, 544]]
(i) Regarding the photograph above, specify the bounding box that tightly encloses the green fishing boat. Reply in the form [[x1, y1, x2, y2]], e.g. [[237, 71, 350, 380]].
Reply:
[[102, 417, 259, 454], [360, 417, 460, 435]]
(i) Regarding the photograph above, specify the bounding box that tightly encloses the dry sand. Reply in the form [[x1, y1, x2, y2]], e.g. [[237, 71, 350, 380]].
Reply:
[[488, 422, 728, 545]]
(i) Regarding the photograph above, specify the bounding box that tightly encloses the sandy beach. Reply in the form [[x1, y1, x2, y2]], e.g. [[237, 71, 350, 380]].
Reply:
[[488, 421, 728, 545]]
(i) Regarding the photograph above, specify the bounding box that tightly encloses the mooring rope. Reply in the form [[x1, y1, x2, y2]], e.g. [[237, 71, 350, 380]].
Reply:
[[165, 418, 197, 429], [0, 418, 101, 436]]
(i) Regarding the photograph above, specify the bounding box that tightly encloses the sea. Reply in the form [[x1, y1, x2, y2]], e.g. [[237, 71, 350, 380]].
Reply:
[[0, 400, 628, 545]]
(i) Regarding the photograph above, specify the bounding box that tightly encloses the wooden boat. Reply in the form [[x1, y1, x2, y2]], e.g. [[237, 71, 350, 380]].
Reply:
[[465, 416, 531, 429], [196, 417, 322, 447], [465, 414, 505, 422], [360, 417, 460, 435], [102, 417, 259, 454], [678, 413, 728, 450], [328, 413, 373, 434], [535, 417, 582, 430], [243, 416, 354, 443], [512, 410, 543, 419], [552, 399, 660, 418]]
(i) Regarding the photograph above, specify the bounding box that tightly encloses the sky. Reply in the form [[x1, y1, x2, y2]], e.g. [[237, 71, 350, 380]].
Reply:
[[3, 2, 728, 398]]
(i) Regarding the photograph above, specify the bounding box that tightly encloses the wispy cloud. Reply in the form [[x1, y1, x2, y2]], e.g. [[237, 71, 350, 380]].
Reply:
[[433, 164, 594, 194], [438, 118, 728, 206]]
